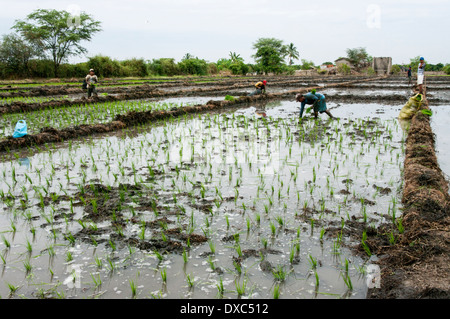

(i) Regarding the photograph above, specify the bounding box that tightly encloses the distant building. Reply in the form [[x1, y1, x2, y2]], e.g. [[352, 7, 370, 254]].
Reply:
[[334, 58, 354, 69], [320, 64, 334, 70], [372, 57, 392, 75]]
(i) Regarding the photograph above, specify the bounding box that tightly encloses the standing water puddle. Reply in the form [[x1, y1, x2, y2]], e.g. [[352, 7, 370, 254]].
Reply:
[[0, 99, 406, 299]]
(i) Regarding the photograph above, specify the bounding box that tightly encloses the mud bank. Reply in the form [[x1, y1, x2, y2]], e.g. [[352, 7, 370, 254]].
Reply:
[[366, 97, 450, 299], [0, 77, 387, 152], [0, 76, 384, 115]]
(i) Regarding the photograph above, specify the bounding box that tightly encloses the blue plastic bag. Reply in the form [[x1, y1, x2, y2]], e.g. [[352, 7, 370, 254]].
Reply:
[[13, 120, 27, 138]]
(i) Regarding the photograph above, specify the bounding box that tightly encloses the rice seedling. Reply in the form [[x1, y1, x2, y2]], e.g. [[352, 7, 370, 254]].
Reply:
[[308, 254, 318, 270], [217, 277, 225, 297], [273, 283, 280, 299], [23, 259, 33, 273], [272, 265, 288, 282], [91, 273, 102, 289], [161, 268, 167, 283], [186, 273, 195, 288], [235, 278, 247, 297]]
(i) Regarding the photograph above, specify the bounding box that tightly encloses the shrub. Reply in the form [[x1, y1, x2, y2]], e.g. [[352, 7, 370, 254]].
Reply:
[[337, 64, 351, 75], [121, 58, 148, 77], [390, 64, 401, 75], [148, 58, 180, 76], [87, 55, 122, 77], [178, 58, 208, 75], [443, 64, 450, 75], [366, 67, 375, 75]]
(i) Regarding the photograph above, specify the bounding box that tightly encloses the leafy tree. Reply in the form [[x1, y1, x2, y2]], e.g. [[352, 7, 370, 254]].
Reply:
[[87, 55, 121, 77], [346, 47, 371, 69], [409, 56, 423, 70], [148, 58, 180, 76], [443, 64, 450, 75], [252, 38, 288, 74], [0, 33, 40, 76], [300, 59, 315, 70], [337, 64, 351, 75], [390, 64, 402, 75], [13, 9, 102, 77], [286, 43, 299, 65], [229, 52, 244, 63], [182, 53, 195, 61], [178, 58, 208, 75]]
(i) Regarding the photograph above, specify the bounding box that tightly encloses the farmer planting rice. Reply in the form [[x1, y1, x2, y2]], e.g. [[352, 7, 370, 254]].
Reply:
[[248, 80, 267, 96], [85, 68, 99, 98], [296, 89, 334, 119]]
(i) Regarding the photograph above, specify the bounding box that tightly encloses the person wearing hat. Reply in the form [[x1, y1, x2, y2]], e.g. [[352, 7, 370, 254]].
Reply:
[[249, 80, 267, 96], [85, 68, 99, 98], [296, 89, 334, 120], [417, 57, 426, 94]]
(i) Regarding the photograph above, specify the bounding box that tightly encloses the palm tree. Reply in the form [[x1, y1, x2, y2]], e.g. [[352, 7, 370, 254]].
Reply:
[[287, 43, 299, 65], [182, 53, 194, 61], [229, 51, 244, 63]]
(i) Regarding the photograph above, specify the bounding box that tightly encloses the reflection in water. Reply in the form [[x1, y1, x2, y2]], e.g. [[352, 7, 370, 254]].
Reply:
[[398, 118, 411, 133], [18, 157, 30, 168]]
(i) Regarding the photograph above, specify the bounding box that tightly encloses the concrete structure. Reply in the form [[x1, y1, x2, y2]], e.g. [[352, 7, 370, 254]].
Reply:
[[372, 57, 392, 75]]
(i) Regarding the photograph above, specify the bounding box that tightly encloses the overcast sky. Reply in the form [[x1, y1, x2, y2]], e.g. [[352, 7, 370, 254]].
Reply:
[[1, 0, 449, 66]]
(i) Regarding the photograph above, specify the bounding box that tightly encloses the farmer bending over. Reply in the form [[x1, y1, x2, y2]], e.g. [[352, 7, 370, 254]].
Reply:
[[249, 80, 267, 96], [296, 89, 334, 119], [86, 68, 99, 98]]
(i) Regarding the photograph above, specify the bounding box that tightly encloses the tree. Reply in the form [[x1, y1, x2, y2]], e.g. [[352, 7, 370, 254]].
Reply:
[[252, 38, 288, 74], [229, 52, 244, 63], [182, 53, 195, 61], [286, 43, 299, 65], [0, 33, 40, 76], [408, 56, 427, 72], [346, 47, 371, 69], [300, 59, 315, 70], [13, 9, 102, 77]]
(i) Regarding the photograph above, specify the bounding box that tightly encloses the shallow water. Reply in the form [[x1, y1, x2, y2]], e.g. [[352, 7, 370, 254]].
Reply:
[[430, 104, 450, 182], [0, 98, 405, 299]]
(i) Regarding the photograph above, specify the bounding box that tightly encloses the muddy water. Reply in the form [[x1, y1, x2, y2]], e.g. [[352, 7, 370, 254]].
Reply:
[[0, 98, 406, 299], [430, 104, 450, 182]]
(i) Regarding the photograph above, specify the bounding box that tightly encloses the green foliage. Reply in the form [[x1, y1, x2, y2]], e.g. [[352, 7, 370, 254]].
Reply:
[[13, 8, 102, 77], [409, 56, 422, 70], [121, 58, 148, 77], [178, 58, 208, 75], [420, 109, 433, 117], [225, 95, 236, 101], [252, 37, 288, 74], [346, 47, 371, 69], [337, 63, 351, 75], [0, 33, 40, 77], [366, 67, 376, 75], [444, 64, 450, 75], [300, 59, 315, 70], [229, 61, 249, 75], [390, 64, 401, 75], [217, 56, 249, 75], [286, 43, 300, 65], [148, 58, 180, 76], [87, 55, 122, 77]]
